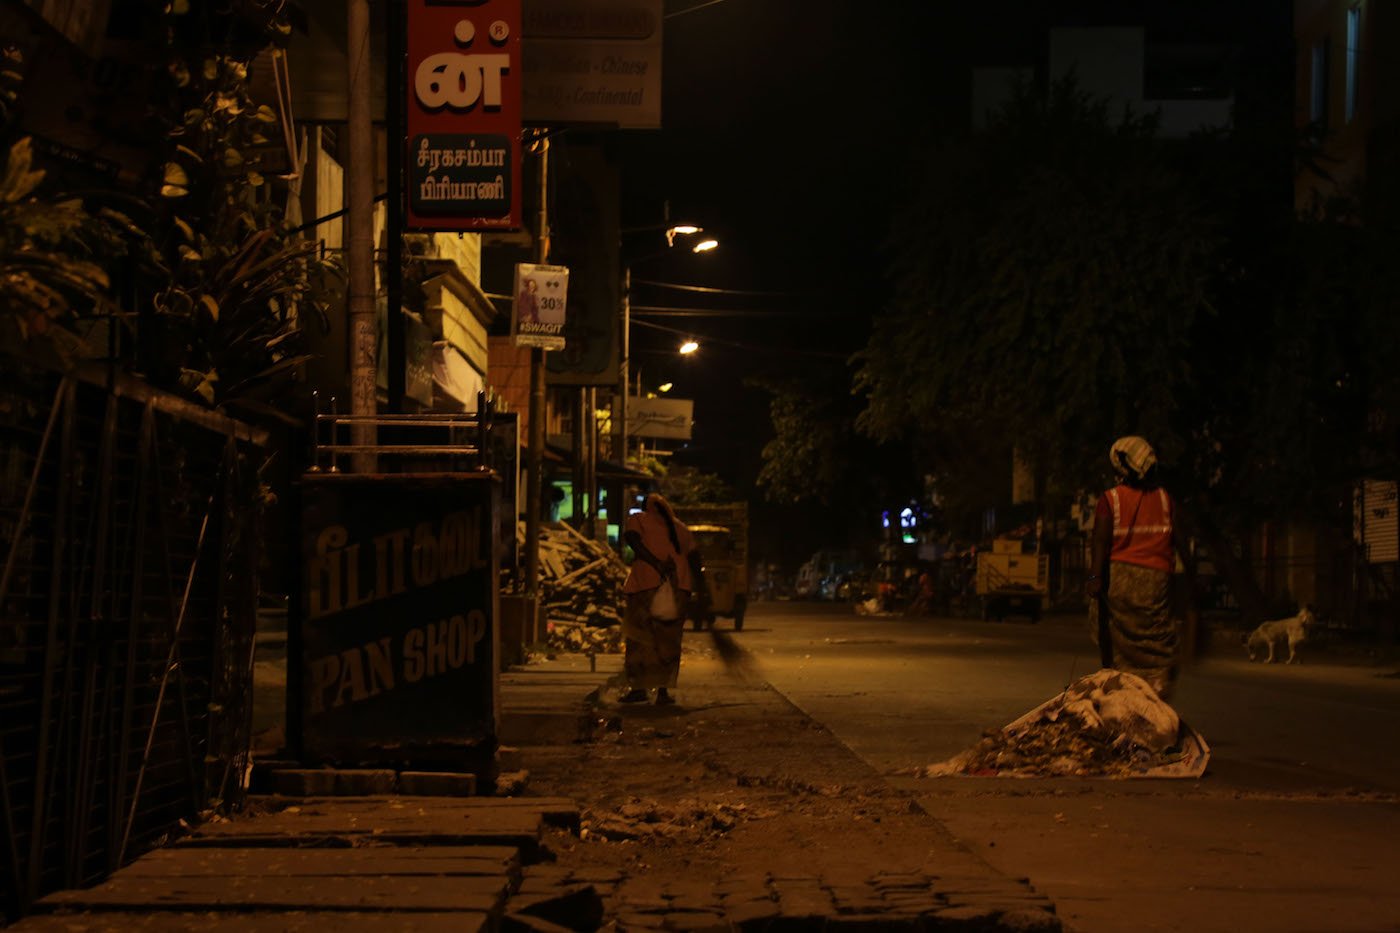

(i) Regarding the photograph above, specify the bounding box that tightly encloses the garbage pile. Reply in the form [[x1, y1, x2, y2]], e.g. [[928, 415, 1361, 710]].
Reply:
[[581, 798, 758, 843], [923, 669, 1209, 779], [528, 522, 628, 654]]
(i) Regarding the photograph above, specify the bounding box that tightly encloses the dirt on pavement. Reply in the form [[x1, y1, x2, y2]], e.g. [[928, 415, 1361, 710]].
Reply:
[[516, 638, 1063, 930]]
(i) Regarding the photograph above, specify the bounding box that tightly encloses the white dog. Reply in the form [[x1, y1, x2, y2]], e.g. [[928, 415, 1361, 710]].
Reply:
[[1244, 607, 1315, 664]]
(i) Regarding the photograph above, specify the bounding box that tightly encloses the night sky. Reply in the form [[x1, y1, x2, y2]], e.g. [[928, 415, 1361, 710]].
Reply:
[[614, 2, 965, 480], [594, 0, 1287, 567]]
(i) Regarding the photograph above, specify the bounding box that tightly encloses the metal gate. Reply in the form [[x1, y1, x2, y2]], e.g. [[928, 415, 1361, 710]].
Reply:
[[0, 364, 265, 920]]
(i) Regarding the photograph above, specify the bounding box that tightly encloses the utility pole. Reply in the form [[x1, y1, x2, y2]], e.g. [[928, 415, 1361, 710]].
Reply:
[[617, 265, 630, 465], [346, 0, 376, 470], [524, 134, 549, 598], [384, 0, 405, 413]]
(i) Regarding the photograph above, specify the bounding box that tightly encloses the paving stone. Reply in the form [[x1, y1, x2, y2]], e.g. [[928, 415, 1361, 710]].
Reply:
[[775, 889, 836, 918], [665, 911, 729, 932], [501, 913, 576, 933], [268, 769, 337, 796], [725, 899, 783, 929], [616, 897, 672, 914], [334, 769, 398, 795], [521, 865, 573, 882], [117, 845, 520, 879], [248, 760, 302, 794], [11, 911, 488, 932], [928, 904, 1009, 926], [399, 770, 477, 796], [667, 895, 724, 913], [824, 915, 921, 932], [993, 909, 1063, 932], [510, 883, 604, 930], [37, 874, 508, 913], [872, 873, 927, 887], [569, 868, 624, 885], [717, 885, 774, 902]]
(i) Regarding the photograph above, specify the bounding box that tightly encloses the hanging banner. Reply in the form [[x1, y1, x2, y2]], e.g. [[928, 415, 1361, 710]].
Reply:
[[512, 262, 569, 349], [407, 0, 522, 230]]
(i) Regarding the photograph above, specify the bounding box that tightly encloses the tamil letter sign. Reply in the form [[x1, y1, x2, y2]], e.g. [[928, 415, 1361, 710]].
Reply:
[[512, 262, 568, 349], [407, 0, 522, 230], [522, 0, 662, 128]]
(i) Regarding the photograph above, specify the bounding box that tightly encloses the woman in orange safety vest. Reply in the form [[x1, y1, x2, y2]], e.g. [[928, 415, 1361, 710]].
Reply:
[[1086, 436, 1183, 700]]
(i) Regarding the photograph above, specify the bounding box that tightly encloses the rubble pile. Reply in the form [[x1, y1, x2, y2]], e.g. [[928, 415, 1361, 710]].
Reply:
[[924, 669, 1209, 779], [527, 522, 629, 654], [545, 619, 622, 654], [580, 798, 756, 843]]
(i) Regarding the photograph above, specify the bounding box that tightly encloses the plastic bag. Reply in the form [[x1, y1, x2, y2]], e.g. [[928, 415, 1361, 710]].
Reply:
[[649, 578, 681, 621]]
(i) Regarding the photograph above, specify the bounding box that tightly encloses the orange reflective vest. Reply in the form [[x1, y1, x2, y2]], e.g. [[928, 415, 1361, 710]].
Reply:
[[1103, 485, 1174, 573]]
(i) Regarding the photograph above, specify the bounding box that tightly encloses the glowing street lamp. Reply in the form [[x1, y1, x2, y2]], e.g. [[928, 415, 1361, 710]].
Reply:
[[679, 339, 700, 355], [658, 382, 674, 393], [691, 238, 719, 253]]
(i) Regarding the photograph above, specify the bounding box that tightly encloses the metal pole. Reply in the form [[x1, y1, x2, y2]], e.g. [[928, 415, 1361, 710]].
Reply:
[[585, 385, 597, 539], [524, 135, 549, 597], [347, 0, 377, 471], [571, 388, 584, 527], [385, 0, 406, 414], [618, 265, 630, 464]]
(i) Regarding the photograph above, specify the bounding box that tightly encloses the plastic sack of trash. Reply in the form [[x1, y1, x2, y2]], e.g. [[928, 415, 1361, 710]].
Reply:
[[648, 579, 681, 621], [923, 669, 1210, 779]]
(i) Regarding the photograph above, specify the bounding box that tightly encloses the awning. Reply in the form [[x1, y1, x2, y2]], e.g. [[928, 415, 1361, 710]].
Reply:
[[432, 342, 484, 409]]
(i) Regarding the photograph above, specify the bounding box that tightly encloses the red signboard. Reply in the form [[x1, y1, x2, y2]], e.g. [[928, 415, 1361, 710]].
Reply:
[[406, 0, 522, 230]]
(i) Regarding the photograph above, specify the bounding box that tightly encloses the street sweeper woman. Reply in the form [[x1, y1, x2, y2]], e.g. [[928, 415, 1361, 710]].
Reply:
[[620, 493, 702, 705]]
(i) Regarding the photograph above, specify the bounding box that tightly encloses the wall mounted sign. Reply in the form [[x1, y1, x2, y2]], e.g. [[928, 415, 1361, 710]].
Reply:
[[521, 0, 662, 128], [512, 262, 569, 349], [407, 0, 522, 230]]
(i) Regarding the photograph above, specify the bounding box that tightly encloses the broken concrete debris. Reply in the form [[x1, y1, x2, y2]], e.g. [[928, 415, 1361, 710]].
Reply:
[[580, 798, 754, 843], [924, 669, 1210, 778], [525, 522, 628, 655]]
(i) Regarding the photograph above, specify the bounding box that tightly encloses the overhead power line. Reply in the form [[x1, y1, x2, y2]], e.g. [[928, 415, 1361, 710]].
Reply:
[[631, 278, 811, 298], [665, 0, 731, 19], [631, 305, 845, 318], [631, 318, 847, 359]]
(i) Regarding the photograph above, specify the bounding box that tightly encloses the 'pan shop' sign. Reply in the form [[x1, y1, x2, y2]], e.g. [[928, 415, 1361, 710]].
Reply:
[[297, 473, 499, 762], [407, 0, 522, 230]]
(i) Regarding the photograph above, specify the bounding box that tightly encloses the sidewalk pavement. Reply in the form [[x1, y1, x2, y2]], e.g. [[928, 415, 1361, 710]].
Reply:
[[10, 649, 1064, 932]]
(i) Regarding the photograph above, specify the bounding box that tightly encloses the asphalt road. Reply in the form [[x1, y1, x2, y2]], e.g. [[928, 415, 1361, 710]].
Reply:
[[730, 600, 1400, 933]]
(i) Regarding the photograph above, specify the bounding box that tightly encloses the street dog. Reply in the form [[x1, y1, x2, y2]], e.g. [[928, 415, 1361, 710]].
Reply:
[[1244, 607, 1315, 664]]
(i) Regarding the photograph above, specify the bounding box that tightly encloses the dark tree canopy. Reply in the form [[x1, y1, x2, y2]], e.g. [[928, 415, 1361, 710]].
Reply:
[[854, 78, 1220, 509]]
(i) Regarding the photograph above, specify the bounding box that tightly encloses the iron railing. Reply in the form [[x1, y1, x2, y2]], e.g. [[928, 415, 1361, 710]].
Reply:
[[0, 364, 265, 921]]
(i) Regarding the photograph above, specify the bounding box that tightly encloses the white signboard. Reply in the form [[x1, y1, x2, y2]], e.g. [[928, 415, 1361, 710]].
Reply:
[[512, 262, 569, 350], [522, 0, 662, 128], [628, 396, 692, 440]]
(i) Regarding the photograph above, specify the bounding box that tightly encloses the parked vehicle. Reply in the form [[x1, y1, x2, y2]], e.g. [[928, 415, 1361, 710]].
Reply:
[[797, 549, 864, 600], [975, 539, 1048, 622], [674, 503, 749, 630]]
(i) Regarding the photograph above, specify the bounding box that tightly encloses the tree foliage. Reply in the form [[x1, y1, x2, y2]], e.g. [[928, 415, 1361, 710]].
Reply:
[[0, 2, 335, 411], [645, 462, 735, 506], [755, 376, 854, 506], [148, 0, 334, 407], [853, 78, 1220, 507]]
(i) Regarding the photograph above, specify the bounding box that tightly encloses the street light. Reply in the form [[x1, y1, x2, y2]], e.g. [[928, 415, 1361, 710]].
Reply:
[[679, 339, 700, 355], [619, 228, 719, 472]]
